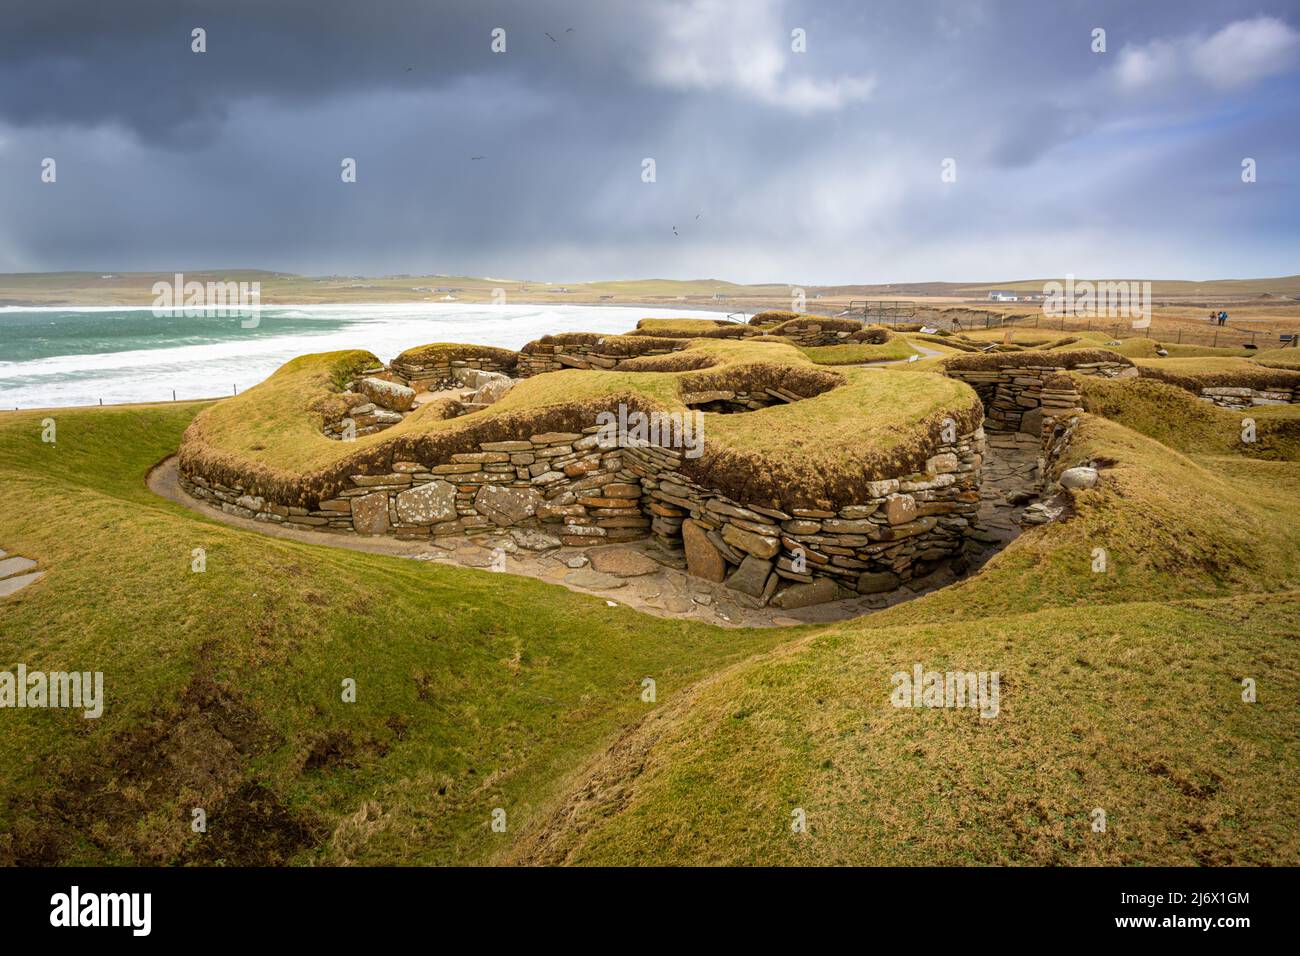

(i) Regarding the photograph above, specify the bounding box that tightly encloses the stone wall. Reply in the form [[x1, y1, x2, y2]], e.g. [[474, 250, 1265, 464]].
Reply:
[[390, 352, 517, 392], [766, 317, 871, 347], [180, 416, 986, 609], [180, 429, 646, 542], [516, 335, 690, 376], [623, 424, 986, 607], [945, 360, 1127, 438], [1197, 385, 1298, 409]]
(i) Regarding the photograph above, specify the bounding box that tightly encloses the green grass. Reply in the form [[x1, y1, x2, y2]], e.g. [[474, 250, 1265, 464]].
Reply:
[[0, 404, 791, 864], [633, 317, 732, 334], [798, 339, 917, 365], [505, 414, 1300, 865]]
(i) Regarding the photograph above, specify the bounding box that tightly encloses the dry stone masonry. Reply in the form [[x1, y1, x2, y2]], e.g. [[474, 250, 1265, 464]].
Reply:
[[516, 334, 691, 376], [179, 327, 1071, 610]]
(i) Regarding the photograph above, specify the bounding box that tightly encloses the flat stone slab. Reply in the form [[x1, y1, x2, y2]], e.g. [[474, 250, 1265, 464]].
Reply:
[[0, 556, 38, 579], [453, 545, 499, 568], [395, 480, 457, 524], [563, 569, 628, 590], [0, 570, 44, 599], [586, 547, 660, 577]]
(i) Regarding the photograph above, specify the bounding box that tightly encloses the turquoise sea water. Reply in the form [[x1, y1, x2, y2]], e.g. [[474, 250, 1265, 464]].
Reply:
[[0, 303, 727, 409]]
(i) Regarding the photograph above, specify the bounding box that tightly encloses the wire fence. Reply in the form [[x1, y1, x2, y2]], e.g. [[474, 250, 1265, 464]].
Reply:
[[968, 312, 1298, 350], [838, 303, 1299, 351]]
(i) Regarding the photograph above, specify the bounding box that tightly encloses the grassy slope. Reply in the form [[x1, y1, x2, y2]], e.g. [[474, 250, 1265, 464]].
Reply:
[[506, 411, 1300, 865], [0, 405, 790, 864]]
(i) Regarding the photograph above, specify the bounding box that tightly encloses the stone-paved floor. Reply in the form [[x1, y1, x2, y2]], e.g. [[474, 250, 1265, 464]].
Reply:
[[0, 547, 44, 599], [975, 429, 1044, 546]]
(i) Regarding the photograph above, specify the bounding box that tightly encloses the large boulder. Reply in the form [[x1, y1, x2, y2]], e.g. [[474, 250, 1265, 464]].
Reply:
[[856, 570, 899, 594], [1059, 466, 1099, 490], [472, 374, 515, 405], [452, 368, 505, 389], [357, 377, 416, 412]]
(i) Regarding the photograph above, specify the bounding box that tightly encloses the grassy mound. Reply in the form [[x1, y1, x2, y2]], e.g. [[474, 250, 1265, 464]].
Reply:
[[391, 342, 520, 371], [520, 332, 684, 357], [178, 336, 978, 511], [629, 318, 753, 339], [798, 337, 916, 366], [944, 348, 1133, 373], [748, 310, 801, 327], [1134, 357, 1300, 393], [1076, 375, 1300, 459]]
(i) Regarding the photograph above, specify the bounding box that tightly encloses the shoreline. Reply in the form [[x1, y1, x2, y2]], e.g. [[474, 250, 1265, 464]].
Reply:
[[0, 301, 742, 412]]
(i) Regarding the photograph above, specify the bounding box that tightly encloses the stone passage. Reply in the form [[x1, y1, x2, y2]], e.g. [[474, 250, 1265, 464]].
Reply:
[[944, 352, 1133, 440], [0, 547, 44, 599]]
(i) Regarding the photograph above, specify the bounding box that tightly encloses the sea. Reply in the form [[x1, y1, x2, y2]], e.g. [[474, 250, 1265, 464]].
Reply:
[[0, 303, 731, 409]]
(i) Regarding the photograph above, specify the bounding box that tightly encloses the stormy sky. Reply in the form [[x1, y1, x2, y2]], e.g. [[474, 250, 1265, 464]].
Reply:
[[1, 0, 1298, 283]]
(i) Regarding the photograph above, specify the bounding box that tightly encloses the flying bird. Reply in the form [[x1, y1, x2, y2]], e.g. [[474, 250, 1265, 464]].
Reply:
[[545, 32, 557, 42], [471, 155, 485, 161], [672, 226, 679, 237]]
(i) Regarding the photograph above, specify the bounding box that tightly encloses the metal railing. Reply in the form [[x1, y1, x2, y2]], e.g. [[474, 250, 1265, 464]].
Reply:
[[843, 300, 918, 324]]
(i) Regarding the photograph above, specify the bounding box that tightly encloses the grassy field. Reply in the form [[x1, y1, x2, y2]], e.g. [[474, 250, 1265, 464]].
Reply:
[[2, 337, 1298, 866]]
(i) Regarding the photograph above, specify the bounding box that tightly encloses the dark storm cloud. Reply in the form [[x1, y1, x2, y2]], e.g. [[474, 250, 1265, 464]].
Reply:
[[0, 0, 1297, 282]]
